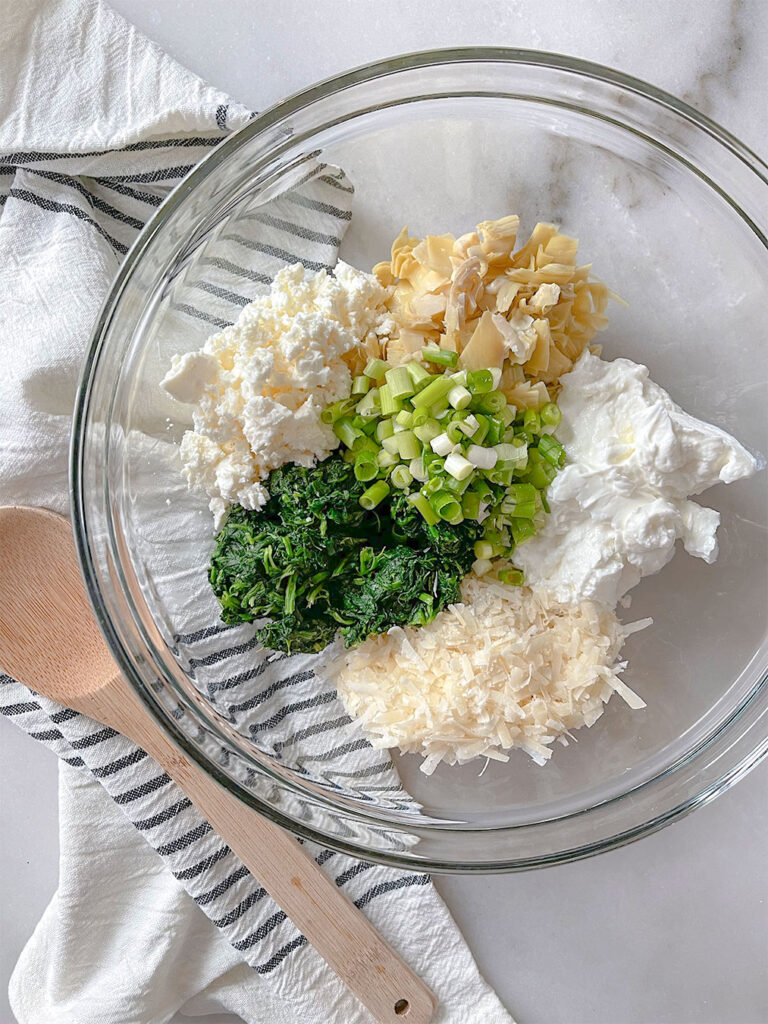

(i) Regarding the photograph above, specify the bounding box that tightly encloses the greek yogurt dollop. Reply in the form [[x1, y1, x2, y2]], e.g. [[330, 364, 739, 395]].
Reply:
[[515, 351, 760, 606]]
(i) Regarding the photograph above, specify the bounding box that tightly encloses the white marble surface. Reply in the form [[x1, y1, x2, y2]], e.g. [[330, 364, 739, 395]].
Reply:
[[2, 2, 767, 1023]]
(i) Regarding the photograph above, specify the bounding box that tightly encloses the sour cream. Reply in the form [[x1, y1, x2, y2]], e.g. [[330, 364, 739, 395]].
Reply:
[[515, 351, 759, 606]]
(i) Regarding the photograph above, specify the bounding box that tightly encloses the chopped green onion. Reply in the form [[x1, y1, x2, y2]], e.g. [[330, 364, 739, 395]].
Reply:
[[430, 432, 455, 457], [352, 375, 371, 396], [396, 430, 422, 461], [473, 390, 506, 415], [488, 467, 515, 486], [333, 417, 363, 448], [472, 478, 493, 503], [381, 434, 401, 455], [525, 448, 557, 488], [414, 419, 441, 444], [444, 474, 472, 496], [467, 444, 497, 470], [523, 408, 541, 434], [409, 456, 428, 483], [411, 406, 430, 427], [446, 420, 467, 445], [541, 402, 562, 427], [474, 540, 495, 559], [363, 357, 389, 381], [538, 433, 566, 468], [406, 360, 433, 390], [378, 383, 400, 416], [466, 368, 494, 394], [470, 413, 489, 445], [502, 499, 536, 519], [351, 435, 379, 454], [422, 345, 458, 367], [458, 413, 480, 437], [375, 418, 395, 442], [498, 568, 525, 587], [390, 464, 413, 489], [355, 388, 380, 418], [395, 409, 413, 428], [485, 416, 503, 446], [461, 490, 482, 520], [499, 404, 516, 426], [422, 476, 444, 496], [472, 557, 493, 576], [321, 398, 356, 424], [360, 480, 390, 510], [407, 491, 440, 526], [411, 374, 455, 409], [448, 384, 472, 410], [426, 456, 446, 480], [494, 442, 528, 466], [360, 418, 378, 436], [444, 452, 474, 481], [354, 451, 379, 482], [376, 449, 399, 469], [430, 490, 463, 524], [385, 365, 415, 400], [511, 518, 536, 543]]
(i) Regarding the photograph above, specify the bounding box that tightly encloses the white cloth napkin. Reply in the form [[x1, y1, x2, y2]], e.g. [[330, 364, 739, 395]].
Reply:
[[0, 2, 515, 1023]]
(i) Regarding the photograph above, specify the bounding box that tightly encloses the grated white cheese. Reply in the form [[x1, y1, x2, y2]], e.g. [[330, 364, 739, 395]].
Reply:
[[328, 576, 648, 774]]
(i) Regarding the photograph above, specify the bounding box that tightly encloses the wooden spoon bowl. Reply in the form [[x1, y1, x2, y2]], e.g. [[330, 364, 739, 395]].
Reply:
[[0, 505, 435, 1024]]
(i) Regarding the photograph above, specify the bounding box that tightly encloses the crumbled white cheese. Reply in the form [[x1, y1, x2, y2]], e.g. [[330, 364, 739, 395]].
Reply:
[[515, 351, 760, 605], [162, 262, 392, 525], [161, 351, 219, 404], [328, 576, 647, 774]]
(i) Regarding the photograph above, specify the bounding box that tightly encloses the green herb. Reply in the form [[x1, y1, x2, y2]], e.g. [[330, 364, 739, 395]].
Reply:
[[209, 454, 480, 653]]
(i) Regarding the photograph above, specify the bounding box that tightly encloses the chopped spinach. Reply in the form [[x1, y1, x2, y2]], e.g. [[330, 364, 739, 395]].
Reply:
[[208, 454, 479, 653]]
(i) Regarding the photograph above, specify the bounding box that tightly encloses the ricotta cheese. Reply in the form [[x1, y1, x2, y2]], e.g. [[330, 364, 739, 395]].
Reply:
[[515, 351, 760, 605], [162, 262, 392, 525]]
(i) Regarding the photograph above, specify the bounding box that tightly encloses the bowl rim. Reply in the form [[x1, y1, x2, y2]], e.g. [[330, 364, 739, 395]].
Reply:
[[71, 46, 768, 872]]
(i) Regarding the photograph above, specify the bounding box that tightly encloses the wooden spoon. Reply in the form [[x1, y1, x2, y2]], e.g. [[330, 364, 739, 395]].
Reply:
[[0, 505, 435, 1024]]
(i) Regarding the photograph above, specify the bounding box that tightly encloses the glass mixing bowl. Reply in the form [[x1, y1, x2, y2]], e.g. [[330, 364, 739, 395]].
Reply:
[[72, 49, 768, 871]]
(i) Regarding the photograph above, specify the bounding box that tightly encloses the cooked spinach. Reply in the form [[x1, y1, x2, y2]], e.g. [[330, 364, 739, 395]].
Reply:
[[208, 454, 479, 653]]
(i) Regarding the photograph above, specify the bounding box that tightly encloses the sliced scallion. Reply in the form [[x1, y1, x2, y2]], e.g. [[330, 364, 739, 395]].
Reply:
[[498, 568, 525, 586], [333, 417, 363, 448], [422, 345, 458, 367], [390, 464, 413, 489], [406, 360, 433, 390], [353, 451, 378, 482], [448, 384, 472, 410], [385, 365, 415, 400], [411, 374, 454, 409], [363, 357, 389, 381], [396, 430, 422, 461], [378, 383, 400, 417], [360, 480, 390, 510], [466, 368, 494, 394], [407, 491, 440, 526], [540, 402, 561, 426]]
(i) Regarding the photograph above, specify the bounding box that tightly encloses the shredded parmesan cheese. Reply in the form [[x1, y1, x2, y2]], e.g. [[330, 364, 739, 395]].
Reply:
[[328, 577, 647, 774]]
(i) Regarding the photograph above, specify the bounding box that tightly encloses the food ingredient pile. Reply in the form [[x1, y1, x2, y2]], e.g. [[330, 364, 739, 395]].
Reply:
[[163, 214, 759, 773]]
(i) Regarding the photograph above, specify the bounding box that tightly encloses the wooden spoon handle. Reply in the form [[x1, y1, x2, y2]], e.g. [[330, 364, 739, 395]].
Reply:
[[97, 680, 436, 1024]]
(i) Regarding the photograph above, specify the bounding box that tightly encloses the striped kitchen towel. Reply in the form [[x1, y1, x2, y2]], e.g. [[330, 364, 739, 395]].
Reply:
[[0, 2, 512, 1023]]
